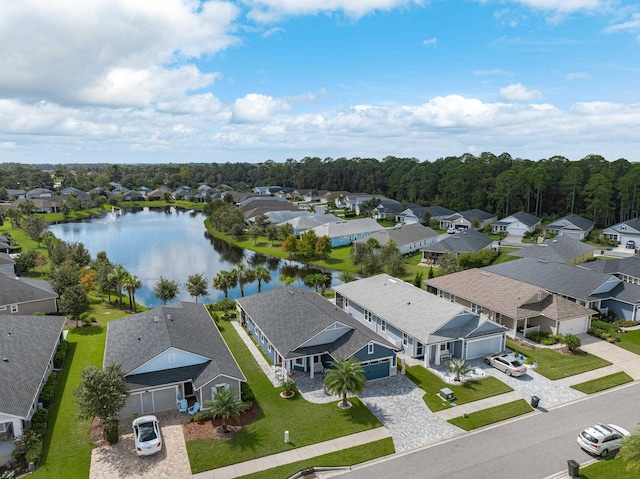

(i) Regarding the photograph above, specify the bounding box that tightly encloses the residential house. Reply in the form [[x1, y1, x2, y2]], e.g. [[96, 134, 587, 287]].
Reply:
[[147, 187, 171, 201], [395, 205, 455, 225], [60, 187, 89, 199], [484, 257, 640, 322], [426, 269, 595, 336], [25, 188, 54, 199], [440, 209, 497, 231], [12, 197, 64, 214], [280, 214, 340, 236], [253, 186, 282, 195], [510, 235, 595, 265], [320, 191, 352, 206], [122, 190, 145, 201], [492, 211, 541, 236], [0, 253, 15, 276], [582, 256, 640, 285], [236, 287, 399, 380], [172, 186, 194, 201], [602, 218, 640, 245], [0, 236, 11, 254], [104, 302, 246, 418], [310, 218, 384, 247], [371, 201, 405, 221], [0, 314, 65, 455], [356, 223, 438, 255], [5, 189, 26, 201], [261, 210, 311, 226], [421, 228, 493, 264], [0, 274, 59, 315], [333, 274, 508, 367], [546, 214, 594, 240]]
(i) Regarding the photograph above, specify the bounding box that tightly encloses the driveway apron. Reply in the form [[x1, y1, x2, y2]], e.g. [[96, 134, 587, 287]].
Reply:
[[578, 333, 640, 380], [357, 375, 463, 453]]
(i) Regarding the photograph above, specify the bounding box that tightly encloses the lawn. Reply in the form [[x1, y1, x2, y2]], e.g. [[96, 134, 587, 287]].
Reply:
[[186, 319, 384, 473], [404, 365, 513, 412], [507, 340, 612, 380], [591, 321, 640, 356], [29, 301, 132, 479], [579, 456, 635, 478], [236, 437, 395, 479], [447, 399, 533, 430], [570, 372, 634, 394]]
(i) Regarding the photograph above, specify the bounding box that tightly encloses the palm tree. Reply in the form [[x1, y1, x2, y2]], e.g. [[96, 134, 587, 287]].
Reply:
[[275, 275, 298, 287], [304, 273, 328, 294], [338, 271, 358, 283], [122, 273, 142, 311], [204, 388, 249, 433], [254, 265, 271, 293], [213, 270, 237, 299], [324, 357, 367, 409], [446, 358, 472, 382], [107, 264, 127, 306], [233, 264, 255, 297]]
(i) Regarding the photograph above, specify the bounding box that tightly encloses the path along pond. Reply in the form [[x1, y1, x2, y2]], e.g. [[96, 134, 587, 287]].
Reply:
[[48, 207, 340, 307]]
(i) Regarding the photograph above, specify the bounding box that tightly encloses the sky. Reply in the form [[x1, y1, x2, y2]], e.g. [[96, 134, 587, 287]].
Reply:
[[1, 0, 639, 165]]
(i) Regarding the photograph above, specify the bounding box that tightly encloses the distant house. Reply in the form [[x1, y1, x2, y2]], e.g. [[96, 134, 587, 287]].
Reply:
[[25, 188, 54, 199], [510, 235, 595, 265], [0, 315, 66, 447], [253, 186, 282, 195], [440, 209, 497, 231], [582, 256, 640, 285], [122, 190, 145, 202], [396, 205, 455, 225], [333, 274, 508, 366], [236, 287, 399, 380], [426, 268, 595, 336], [0, 253, 15, 276], [60, 187, 89, 199], [104, 302, 245, 418], [11, 197, 64, 214], [492, 211, 541, 236], [484, 257, 640, 322], [371, 200, 405, 221], [356, 223, 439, 255], [546, 214, 594, 241], [0, 237, 10, 254], [310, 218, 384, 247], [5, 189, 26, 201], [421, 228, 493, 263], [147, 187, 171, 201], [601, 218, 640, 245], [279, 213, 340, 236], [0, 274, 59, 315]]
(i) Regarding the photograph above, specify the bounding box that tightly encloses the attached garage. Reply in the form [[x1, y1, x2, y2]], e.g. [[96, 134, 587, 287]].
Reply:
[[362, 358, 392, 380], [120, 386, 177, 418], [557, 316, 590, 335], [465, 335, 505, 359]]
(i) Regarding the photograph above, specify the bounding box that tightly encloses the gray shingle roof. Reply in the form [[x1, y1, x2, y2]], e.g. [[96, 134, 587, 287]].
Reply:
[[333, 274, 470, 341], [455, 209, 495, 222], [311, 218, 383, 239], [511, 235, 595, 263], [583, 257, 640, 276], [547, 214, 594, 232], [604, 218, 640, 234], [501, 211, 542, 227], [421, 228, 493, 254], [0, 274, 58, 306], [236, 287, 397, 360], [0, 315, 65, 418], [104, 302, 245, 389], [359, 223, 437, 248]]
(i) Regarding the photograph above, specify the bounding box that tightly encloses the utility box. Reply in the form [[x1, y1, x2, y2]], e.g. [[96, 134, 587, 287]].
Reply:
[[439, 387, 455, 401]]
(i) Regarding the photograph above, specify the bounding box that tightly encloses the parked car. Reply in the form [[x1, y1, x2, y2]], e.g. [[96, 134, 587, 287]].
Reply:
[[132, 415, 162, 456], [483, 353, 527, 377], [577, 424, 630, 457], [626, 240, 636, 249], [447, 226, 457, 234]]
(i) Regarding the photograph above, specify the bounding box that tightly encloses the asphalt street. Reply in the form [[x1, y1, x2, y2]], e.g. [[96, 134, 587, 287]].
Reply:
[[340, 382, 640, 479]]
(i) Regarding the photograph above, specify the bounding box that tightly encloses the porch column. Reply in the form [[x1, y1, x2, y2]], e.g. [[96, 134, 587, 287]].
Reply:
[[523, 317, 528, 336], [513, 319, 518, 337], [310, 356, 315, 379], [13, 418, 23, 437], [435, 346, 441, 366]]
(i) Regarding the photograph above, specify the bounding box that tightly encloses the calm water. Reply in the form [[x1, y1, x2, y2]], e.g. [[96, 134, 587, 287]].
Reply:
[[48, 207, 336, 307]]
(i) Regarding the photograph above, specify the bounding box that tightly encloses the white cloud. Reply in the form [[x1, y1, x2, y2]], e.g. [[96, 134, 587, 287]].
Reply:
[[422, 37, 437, 46], [604, 12, 640, 35], [499, 83, 544, 101], [231, 93, 290, 122], [566, 71, 591, 80], [244, 0, 423, 22], [512, 0, 603, 14], [0, 0, 239, 106]]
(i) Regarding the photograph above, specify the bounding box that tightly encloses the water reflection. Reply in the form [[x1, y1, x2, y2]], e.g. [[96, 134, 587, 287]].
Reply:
[[48, 207, 340, 307]]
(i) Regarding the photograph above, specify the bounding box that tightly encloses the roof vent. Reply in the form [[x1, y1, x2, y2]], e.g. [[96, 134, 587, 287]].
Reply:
[[2, 358, 8, 362], [167, 314, 173, 321], [287, 289, 295, 295], [138, 335, 142, 341], [153, 316, 159, 323]]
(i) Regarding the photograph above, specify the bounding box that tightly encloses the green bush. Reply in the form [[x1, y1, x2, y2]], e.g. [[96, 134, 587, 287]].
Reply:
[[103, 420, 119, 444], [525, 331, 562, 345], [25, 441, 43, 465], [241, 381, 256, 405], [31, 409, 49, 433], [38, 371, 58, 408], [192, 411, 208, 423], [614, 319, 638, 328], [211, 298, 236, 313], [53, 340, 69, 368]]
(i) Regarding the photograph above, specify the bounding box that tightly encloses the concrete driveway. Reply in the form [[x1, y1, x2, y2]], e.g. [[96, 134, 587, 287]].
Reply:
[[578, 333, 640, 379], [90, 411, 191, 479]]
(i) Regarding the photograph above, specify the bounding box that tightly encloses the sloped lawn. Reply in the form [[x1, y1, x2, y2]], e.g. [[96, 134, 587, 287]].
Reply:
[[570, 372, 633, 394], [404, 365, 513, 412], [507, 340, 611, 380], [448, 399, 533, 430], [186, 319, 384, 473]]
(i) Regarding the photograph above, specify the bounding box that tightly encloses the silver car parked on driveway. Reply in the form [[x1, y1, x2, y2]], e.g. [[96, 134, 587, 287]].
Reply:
[[483, 353, 527, 377]]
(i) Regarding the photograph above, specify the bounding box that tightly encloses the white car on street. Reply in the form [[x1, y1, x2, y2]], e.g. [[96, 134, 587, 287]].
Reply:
[[133, 415, 162, 456], [577, 423, 630, 457]]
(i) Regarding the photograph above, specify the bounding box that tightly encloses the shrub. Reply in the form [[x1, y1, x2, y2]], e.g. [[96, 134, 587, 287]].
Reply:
[[241, 382, 255, 405], [53, 340, 69, 368], [31, 409, 48, 433], [38, 372, 58, 408], [562, 334, 581, 352], [103, 419, 119, 444], [25, 441, 43, 465], [281, 379, 297, 395], [526, 331, 563, 345], [192, 411, 208, 423], [614, 319, 638, 328], [211, 298, 236, 313]]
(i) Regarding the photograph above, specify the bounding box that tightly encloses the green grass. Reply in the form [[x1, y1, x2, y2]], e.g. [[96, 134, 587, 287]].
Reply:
[[29, 301, 131, 479], [404, 365, 513, 412], [447, 399, 533, 430], [507, 340, 612, 380], [579, 456, 634, 478], [570, 372, 634, 394], [236, 437, 395, 479], [186, 320, 384, 473]]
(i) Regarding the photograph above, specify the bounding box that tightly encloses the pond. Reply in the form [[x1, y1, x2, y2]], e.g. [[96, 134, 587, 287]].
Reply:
[[48, 207, 338, 307]]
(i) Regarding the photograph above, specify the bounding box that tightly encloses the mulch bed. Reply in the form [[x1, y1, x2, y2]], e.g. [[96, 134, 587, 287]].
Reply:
[[182, 404, 259, 441]]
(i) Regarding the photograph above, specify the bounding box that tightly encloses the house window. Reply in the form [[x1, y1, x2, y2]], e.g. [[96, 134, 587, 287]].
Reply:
[[267, 343, 272, 352], [294, 358, 304, 366], [212, 383, 229, 398], [10, 304, 18, 313], [471, 303, 483, 314], [368, 343, 374, 354], [381, 320, 386, 332], [438, 290, 444, 298], [167, 353, 176, 364], [364, 310, 372, 323], [449, 294, 455, 303], [260, 332, 265, 342], [345, 298, 349, 308], [403, 333, 408, 346], [0, 306, 6, 311]]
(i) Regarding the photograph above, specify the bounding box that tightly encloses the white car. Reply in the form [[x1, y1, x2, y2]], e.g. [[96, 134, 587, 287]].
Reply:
[[447, 227, 457, 234], [577, 424, 630, 457], [483, 353, 527, 377], [132, 415, 162, 456]]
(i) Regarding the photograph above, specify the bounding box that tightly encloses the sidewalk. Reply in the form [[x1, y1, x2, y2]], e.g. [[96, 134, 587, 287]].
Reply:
[[230, 318, 282, 387], [192, 427, 391, 479], [577, 333, 640, 380], [434, 391, 523, 421]]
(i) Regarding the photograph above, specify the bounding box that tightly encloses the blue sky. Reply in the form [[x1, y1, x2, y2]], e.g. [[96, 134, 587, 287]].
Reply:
[[1, 0, 639, 164]]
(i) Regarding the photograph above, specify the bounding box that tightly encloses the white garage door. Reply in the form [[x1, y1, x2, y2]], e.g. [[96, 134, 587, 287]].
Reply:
[[557, 317, 589, 335], [466, 335, 504, 359], [508, 226, 528, 236]]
